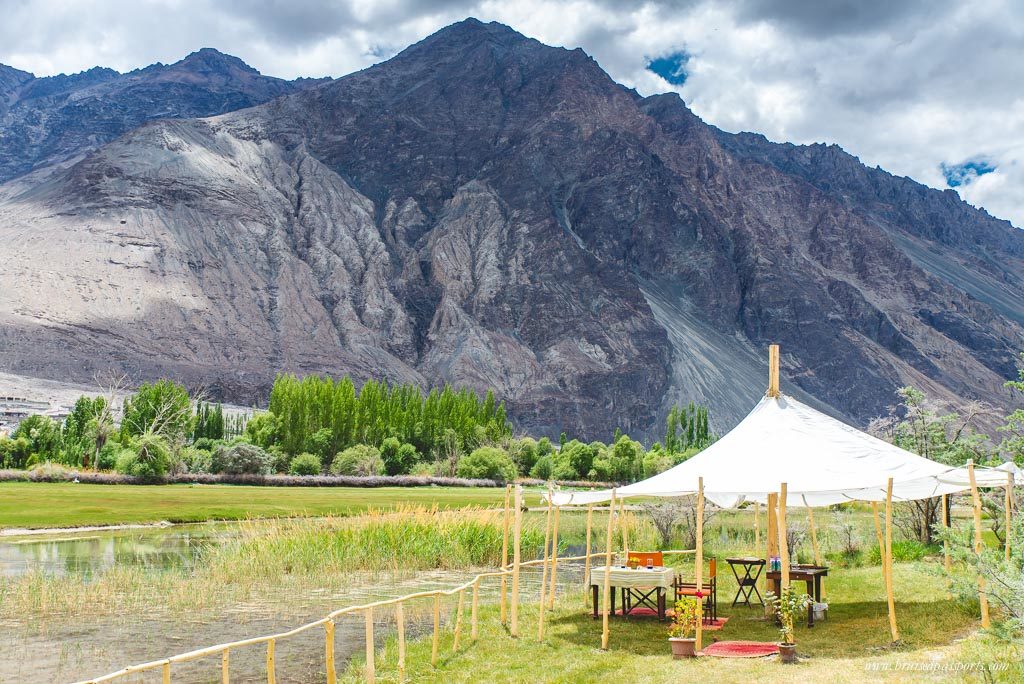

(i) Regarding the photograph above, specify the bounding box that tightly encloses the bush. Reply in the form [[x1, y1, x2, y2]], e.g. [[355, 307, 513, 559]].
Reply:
[[183, 447, 212, 473], [380, 437, 419, 475], [290, 452, 322, 476], [456, 447, 516, 483], [530, 455, 553, 480], [330, 445, 384, 476], [867, 539, 929, 564], [96, 441, 127, 471], [116, 434, 172, 481], [192, 437, 223, 452], [508, 437, 539, 475], [209, 443, 272, 475], [268, 445, 290, 473]]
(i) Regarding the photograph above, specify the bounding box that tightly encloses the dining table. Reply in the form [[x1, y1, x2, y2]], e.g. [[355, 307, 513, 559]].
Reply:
[[589, 565, 675, 620]]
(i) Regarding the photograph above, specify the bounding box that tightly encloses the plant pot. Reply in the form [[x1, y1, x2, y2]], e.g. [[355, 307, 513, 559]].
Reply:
[[669, 637, 697, 659], [778, 643, 798, 664]]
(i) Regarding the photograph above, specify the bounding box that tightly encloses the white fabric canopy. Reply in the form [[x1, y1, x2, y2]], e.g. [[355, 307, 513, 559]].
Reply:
[[551, 394, 1011, 508]]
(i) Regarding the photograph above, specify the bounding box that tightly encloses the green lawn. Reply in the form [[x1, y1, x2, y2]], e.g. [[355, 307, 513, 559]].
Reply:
[[0, 482, 525, 528]]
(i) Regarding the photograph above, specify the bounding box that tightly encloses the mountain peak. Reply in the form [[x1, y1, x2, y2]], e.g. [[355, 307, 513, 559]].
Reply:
[[171, 48, 260, 76]]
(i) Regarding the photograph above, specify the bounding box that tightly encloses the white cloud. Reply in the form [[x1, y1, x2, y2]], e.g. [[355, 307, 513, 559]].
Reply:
[[1, 0, 1021, 227]]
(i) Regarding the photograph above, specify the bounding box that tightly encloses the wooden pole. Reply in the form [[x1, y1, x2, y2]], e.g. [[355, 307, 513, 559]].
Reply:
[[884, 478, 900, 642], [767, 344, 780, 397], [871, 502, 885, 578], [365, 607, 376, 684], [325, 620, 337, 684], [221, 649, 229, 684], [162, 662, 171, 684], [584, 504, 594, 608], [1007, 471, 1014, 562], [471, 577, 480, 641], [942, 494, 952, 574], [431, 594, 441, 667], [396, 603, 406, 683], [601, 490, 617, 650], [620, 497, 629, 560], [453, 589, 464, 652], [765, 492, 778, 617], [266, 639, 275, 684], [754, 501, 761, 552], [695, 478, 705, 652], [548, 504, 561, 609], [500, 484, 511, 625], [968, 461, 991, 629], [511, 484, 523, 637], [538, 489, 553, 640], [804, 496, 822, 566], [778, 484, 789, 591]]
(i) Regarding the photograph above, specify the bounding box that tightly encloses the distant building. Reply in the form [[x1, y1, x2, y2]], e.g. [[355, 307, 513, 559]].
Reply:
[[0, 396, 71, 434]]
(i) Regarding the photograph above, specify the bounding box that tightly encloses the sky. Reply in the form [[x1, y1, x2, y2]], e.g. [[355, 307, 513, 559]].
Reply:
[[3, 0, 1022, 228]]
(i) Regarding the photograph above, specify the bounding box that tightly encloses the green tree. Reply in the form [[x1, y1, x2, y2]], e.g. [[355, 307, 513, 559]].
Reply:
[[456, 447, 516, 482], [120, 380, 193, 445], [11, 415, 61, 463]]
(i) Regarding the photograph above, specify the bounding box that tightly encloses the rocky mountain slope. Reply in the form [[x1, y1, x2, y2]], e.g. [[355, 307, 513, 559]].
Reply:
[[1, 19, 1021, 438], [0, 48, 327, 182]]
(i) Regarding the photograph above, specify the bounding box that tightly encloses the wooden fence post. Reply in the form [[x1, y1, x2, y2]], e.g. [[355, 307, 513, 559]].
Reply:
[[221, 649, 229, 684], [601, 490, 617, 650], [266, 639, 275, 684], [968, 461, 991, 628], [548, 504, 561, 609], [884, 478, 899, 642], [453, 589, 465, 652], [162, 662, 171, 684], [325, 620, 337, 684], [584, 504, 594, 608], [471, 577, 480, 641], [500, 484, 511, 625], [511, 484, 523, 637], [695, 477, 705, 652], [365, 607, 376, 684], [538, 489, 553, 640], [432, 594, 441, 667], [396, 603, 406, 683]]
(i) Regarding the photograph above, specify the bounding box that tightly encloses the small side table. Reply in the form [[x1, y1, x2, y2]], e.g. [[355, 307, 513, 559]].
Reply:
[[726, 557, 765, 607]]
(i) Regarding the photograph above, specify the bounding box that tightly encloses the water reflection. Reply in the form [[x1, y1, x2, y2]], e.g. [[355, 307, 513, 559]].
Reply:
[[0, 525, 231, 578]]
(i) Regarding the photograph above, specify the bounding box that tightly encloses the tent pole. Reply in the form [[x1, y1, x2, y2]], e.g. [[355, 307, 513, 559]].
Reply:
[[548, 503, 561, 609], [754, 501, 761, 553], [884, 478, 899, 643], [1007, 471, 1013, 562], [695, 478, 705, 652], [510, 484, 522, 637], [942, 494, 951, 574], [764, 492, 778, 618], [871, 501, 887, 592], [500, 484, 511, 626], [767, 344, 780, 397], [537, 487, 553, 640], [777, 484, 789, 592], [601, 490, 617, 650], [967, 461, 991, 629], [584, 504, 593, 608], [804, 495, 822, 566]]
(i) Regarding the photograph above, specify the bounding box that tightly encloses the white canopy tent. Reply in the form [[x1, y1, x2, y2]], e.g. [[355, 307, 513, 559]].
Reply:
[[549, 393, 1011, 508]]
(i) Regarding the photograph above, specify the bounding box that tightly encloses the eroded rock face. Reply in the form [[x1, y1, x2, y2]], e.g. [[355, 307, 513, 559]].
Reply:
[[1, 19, 1021, 438]]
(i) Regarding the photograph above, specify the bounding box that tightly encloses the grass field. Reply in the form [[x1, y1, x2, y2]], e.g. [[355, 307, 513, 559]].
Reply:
[[0, 482, 529, 529]]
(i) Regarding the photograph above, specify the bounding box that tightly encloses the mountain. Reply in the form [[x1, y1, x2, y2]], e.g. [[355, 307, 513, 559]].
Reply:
[[0, 48, 328, 182], [0, 19, 1021, 439]]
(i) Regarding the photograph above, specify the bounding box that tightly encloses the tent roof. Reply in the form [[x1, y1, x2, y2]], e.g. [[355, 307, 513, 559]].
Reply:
[[551, 394, 1010, 508]]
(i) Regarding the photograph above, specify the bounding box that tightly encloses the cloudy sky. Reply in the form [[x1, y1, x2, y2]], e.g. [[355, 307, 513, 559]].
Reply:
[[3, 0, 1022, 227]]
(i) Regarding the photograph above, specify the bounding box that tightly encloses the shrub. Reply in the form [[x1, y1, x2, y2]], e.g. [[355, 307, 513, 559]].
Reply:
[[192, 437, 222, 452], [330, 445, 384, 476], [290, 452, 322, 476], [267, 445, 290, 473], [96, 441, 129, 471], [380, 437, 419, 475], [530, 455, 553, 480], [456, 447, 516, 483], [867, 539, 928, 564], [210, 443, 272, 475], [508, 437, 539, 475], [116, 434, 172, 481], [183, 447, 212, 473]]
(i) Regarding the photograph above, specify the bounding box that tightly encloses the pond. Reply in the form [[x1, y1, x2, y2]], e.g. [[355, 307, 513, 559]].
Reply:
[[0, 523, 235, 578]]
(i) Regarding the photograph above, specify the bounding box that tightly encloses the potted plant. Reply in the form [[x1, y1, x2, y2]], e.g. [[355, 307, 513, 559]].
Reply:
[[667, 594, 701, 658], [627, 555, 641, 569], [766, 587, 811, 663]]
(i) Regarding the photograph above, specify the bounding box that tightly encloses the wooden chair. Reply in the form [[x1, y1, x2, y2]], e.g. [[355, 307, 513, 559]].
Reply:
[[627, 551, 664, 567], [673, 557, 717, 623]]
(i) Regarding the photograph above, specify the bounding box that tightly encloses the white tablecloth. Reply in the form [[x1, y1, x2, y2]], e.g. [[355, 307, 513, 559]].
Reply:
[[589, 566, 674, 589]]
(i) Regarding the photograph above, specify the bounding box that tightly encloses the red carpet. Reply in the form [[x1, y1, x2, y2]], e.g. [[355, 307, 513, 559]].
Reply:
[[700, 640, 779, 658]]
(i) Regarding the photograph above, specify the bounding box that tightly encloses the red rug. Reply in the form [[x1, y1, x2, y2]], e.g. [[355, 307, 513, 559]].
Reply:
[[700, 640, 779, 658]]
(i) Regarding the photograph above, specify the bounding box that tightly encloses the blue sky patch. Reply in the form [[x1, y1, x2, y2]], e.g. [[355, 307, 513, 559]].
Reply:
[[647, 51, 690, 85], [941, 158, 996, 187]]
